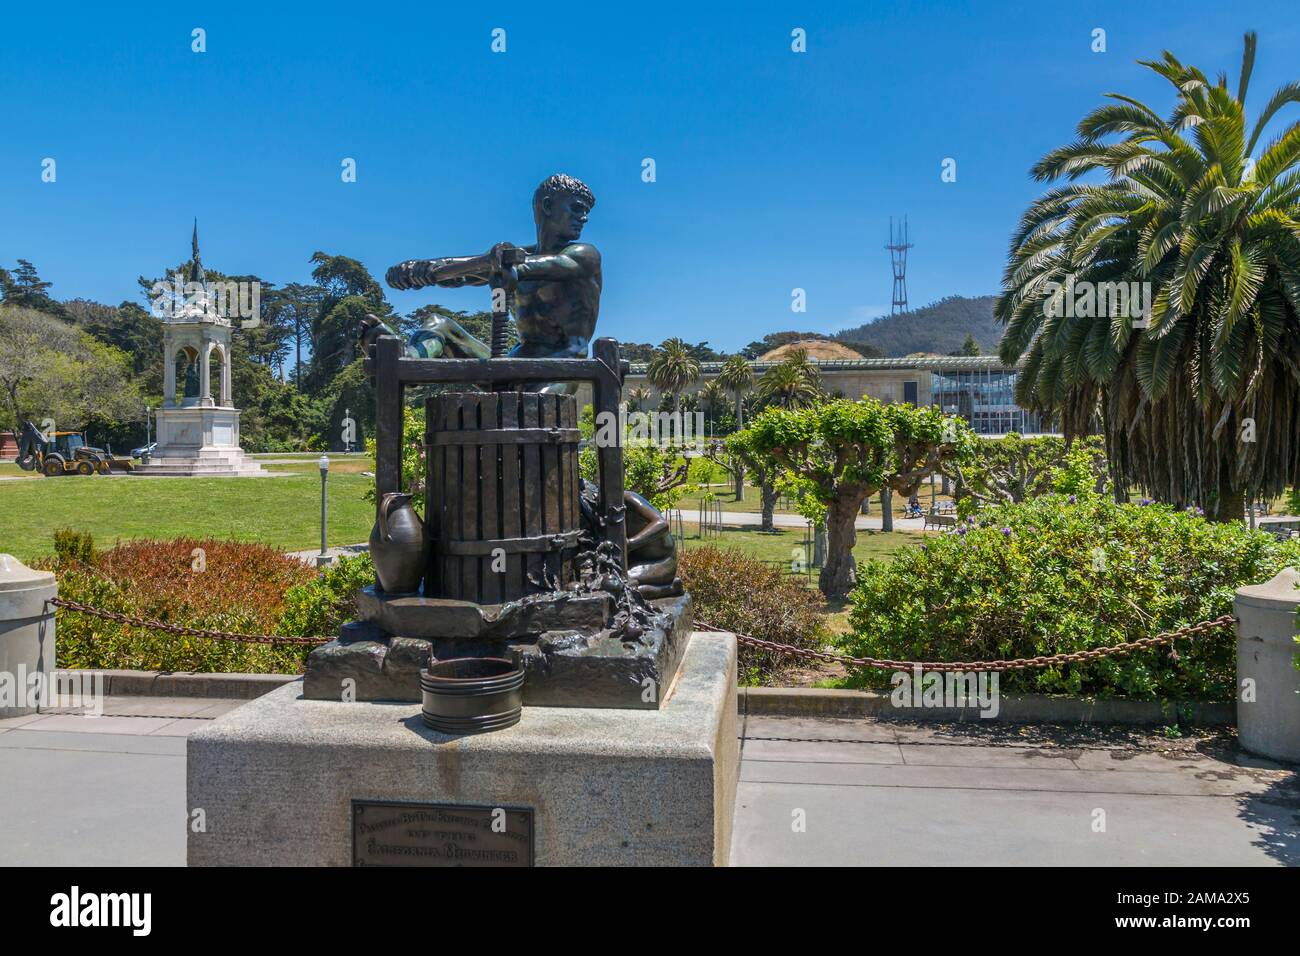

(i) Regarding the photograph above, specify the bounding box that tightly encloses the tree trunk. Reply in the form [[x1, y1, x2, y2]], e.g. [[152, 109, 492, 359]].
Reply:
[[880, 488, 893, 532], [1210, 482, 1246, 524], [819, 497, 862, 600], [760, 479, 778, 532]]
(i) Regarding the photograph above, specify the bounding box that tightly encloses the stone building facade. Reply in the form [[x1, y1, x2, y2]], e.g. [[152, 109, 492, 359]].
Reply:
[[584, 355, 1050, 435]]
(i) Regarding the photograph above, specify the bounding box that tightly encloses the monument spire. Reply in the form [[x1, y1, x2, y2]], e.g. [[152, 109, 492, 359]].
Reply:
[[190, 218, 206, 288]]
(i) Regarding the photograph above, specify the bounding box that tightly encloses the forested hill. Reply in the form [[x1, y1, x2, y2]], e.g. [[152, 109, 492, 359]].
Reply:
[[834, 295, 1002, 356]]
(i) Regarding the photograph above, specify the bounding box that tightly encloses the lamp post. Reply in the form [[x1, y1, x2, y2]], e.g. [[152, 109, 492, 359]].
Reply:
[[317, 455, 331, 568], [145, 406, 152, 461]]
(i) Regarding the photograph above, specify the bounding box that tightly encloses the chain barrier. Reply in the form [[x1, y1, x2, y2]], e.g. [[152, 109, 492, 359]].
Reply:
[[46, 597, 330, 646], [695, 614, 1237, 673], [47, 596, 1237, 669]]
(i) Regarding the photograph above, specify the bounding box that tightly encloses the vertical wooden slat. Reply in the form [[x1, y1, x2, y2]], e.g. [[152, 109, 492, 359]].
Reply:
[[592, 339, 627, 570], [540, 395, 560, 581], [440, 395, 461, 600], [521, 394, 542, 589], [479, 392, 501, 604], [460, 394, 480, 602], [562, 396, 579, 583], [499, 391, 523, 599], [428, 392, 444, 595]]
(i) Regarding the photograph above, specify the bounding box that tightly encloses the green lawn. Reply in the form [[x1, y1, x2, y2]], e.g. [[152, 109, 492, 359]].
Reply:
[[679, 522, 922, 571], [0, 467, 376, 561]]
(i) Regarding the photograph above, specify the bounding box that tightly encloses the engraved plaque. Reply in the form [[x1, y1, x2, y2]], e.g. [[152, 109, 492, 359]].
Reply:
[[352, 800, 534, 867]]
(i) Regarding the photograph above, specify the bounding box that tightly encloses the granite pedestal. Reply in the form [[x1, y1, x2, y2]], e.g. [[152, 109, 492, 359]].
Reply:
[[188, 632, 738, 866]]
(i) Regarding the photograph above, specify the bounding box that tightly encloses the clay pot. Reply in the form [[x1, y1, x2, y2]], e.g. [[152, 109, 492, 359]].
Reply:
[[370, 492, 424, 594]]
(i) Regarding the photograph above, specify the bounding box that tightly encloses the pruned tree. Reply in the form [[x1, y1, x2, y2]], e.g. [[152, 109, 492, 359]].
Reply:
[[944, 434, 1107, 508], [747, 398, 973, 598], [724, 427, 785, 533]]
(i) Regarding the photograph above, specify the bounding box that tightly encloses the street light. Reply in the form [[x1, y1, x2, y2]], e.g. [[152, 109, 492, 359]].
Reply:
[[317, 455, 331, 568]]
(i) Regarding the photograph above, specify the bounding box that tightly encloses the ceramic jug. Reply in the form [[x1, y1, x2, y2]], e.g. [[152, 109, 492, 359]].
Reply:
[[370, 492, 424, 594]]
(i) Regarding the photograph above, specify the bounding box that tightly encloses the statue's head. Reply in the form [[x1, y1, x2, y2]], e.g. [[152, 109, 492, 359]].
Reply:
[[533, 174, 595, 244]]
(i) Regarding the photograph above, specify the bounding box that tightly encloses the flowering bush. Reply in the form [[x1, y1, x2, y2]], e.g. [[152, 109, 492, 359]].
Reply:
[[48, 534, 324, 673], [843, 494, 1300, 699]]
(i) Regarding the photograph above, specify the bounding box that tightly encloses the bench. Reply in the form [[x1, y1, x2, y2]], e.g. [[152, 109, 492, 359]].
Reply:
[[924, 512, 958, 531]]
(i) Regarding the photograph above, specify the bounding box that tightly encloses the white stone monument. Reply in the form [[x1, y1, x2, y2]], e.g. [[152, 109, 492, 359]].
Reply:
[[134, 224, 266, 477]]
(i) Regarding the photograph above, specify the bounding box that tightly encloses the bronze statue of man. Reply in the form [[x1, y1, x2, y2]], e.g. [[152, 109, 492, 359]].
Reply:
[[362, 174, 601, 392]]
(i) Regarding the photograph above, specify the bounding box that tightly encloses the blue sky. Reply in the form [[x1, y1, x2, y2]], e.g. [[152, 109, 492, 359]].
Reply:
[[2, 0, 1297, 352]]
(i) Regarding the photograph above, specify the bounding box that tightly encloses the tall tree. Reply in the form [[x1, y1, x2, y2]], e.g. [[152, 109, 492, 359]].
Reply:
[[0, 305, 140, 432], [646, 337, 701, 412], [996, 32, 1300, 520], [1, 260, 62, 316], [716, 354, 755, 498], [756, 348, 822, 409], [267, 282, 324, 389], [305, 252, 392, 394]]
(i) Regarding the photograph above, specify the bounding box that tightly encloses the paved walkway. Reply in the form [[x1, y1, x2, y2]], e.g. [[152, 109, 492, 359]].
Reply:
[[732, 715, 1299, 866], [0, 697, 242, 866], [3, 700, 1295, 866]]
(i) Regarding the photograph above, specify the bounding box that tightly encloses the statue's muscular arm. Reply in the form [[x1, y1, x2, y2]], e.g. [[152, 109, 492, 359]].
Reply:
[[515, 243, 600, 281], [387, 242, 597, 290], [387, 255, 492, 290]]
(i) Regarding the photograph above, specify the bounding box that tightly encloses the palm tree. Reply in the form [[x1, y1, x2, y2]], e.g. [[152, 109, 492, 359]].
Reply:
[[698, 379, 727, 432], [757, 349, 823, 409], [626, 386, 651, 412], [646, 337, 701, 412], [716, 354, 755, 428], [996, 32, 1300, 520]]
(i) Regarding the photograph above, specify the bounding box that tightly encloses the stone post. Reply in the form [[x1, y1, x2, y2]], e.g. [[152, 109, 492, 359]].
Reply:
[[163, 342, 176, 405], [200, 344, 213, 406], [1234, 568, 1300, 763], [0, 554, 57, 718]]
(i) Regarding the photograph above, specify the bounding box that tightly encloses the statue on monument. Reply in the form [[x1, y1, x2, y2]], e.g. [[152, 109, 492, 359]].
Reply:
[[360, 173, 601, 394], [362, 173, 681, 598]]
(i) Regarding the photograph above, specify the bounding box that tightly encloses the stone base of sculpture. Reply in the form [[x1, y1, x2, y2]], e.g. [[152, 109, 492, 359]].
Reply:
[[304, 588, 692, 709], [133, 406, 267, 477], [188, 632, 738, 866]]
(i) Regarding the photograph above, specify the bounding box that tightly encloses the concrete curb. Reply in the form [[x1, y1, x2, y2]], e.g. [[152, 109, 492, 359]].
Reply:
[[64, 669, 1236, 724], [739, 686, 1235, 726], [59, 669, 298, 700]]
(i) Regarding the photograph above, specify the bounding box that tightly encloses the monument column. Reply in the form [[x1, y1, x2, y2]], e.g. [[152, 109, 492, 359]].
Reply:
[[200, 345, 213, 406], [221, 346, 231, 406], [163, 340, 176, 406]]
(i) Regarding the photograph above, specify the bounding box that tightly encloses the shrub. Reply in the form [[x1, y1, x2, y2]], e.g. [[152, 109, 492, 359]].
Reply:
[[843, 494, 1300, 699], [52, 528, 96, 566], [48, 536, 321, 673], [678, 546, 828, 686], [279, 553, 374, 638]]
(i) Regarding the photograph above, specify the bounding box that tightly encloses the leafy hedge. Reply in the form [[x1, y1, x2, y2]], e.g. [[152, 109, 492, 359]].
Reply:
[[843, 495, 1300, 699], [678, 546, 828, 686], [47, 532, 367, 673]]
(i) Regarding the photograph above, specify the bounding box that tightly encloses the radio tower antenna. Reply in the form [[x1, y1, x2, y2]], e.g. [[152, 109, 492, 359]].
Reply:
[[886, 216, 913, 315]]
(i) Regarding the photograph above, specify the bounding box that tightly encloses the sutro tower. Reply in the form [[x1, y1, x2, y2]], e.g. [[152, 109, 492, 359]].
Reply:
[[886, 216, 913, 315]]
